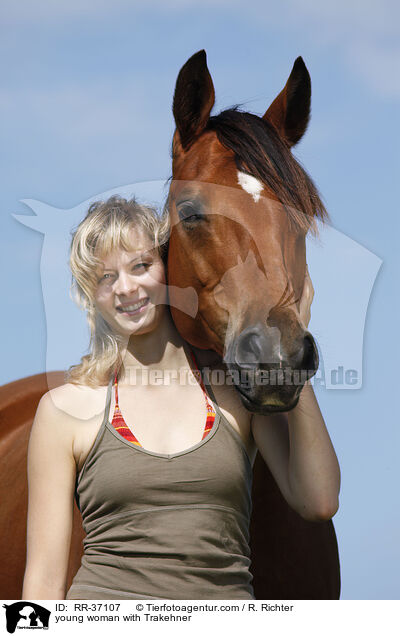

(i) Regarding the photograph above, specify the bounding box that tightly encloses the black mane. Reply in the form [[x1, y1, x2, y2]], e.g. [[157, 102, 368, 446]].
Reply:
[[206, 108, 328, 233]]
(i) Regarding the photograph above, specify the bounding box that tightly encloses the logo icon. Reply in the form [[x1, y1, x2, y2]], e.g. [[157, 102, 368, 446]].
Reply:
[[2, 602, 51, 633]]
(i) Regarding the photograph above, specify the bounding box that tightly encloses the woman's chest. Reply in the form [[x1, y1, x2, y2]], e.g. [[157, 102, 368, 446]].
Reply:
[[74, 378, 256, 471]]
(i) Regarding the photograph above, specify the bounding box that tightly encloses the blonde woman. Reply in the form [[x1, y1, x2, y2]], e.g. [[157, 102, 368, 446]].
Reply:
[[22, 196, 340, 600]]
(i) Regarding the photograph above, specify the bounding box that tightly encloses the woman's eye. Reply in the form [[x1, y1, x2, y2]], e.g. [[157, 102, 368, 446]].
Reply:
[[99, 273, 114, 283]]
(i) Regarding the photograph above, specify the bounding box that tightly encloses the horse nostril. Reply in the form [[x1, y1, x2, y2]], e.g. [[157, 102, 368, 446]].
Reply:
[[302, 333, 318, 373], [235, 330, 262, 366]]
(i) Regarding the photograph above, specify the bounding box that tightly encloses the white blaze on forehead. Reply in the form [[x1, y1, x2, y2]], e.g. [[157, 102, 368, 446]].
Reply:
[[237, 171, 264, 202]]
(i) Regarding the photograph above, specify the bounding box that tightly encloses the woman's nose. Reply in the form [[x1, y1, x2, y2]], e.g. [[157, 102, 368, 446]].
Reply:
[[114, 271, 138, 296]]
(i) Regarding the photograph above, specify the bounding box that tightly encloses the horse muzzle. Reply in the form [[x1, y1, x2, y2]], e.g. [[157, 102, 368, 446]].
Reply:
[[223, 324, 319, 413]]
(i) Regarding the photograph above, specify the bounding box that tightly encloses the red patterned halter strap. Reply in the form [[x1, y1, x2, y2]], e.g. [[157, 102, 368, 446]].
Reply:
[[110, 348, 216, 446]]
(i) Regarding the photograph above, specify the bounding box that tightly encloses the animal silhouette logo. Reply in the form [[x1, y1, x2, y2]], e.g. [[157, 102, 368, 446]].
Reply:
[[14, 181, 382, 390], [2, 602, 50, 633]]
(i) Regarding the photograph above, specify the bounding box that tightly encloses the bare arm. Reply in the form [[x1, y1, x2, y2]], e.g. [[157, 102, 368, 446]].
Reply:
[[251, 383, 340, 521], [22, 391, 77, 599], [251, 265, 340, 521]]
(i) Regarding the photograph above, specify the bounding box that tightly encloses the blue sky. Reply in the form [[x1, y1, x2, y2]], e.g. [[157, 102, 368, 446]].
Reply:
[[1, 0, 399, 599]]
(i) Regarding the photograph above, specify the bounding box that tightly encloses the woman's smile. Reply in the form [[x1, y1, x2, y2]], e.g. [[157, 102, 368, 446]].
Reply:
[[116, 297, 150, 316]]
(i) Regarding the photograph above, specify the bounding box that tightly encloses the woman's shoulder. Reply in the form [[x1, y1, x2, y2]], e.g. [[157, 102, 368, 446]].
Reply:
[[37, 381, 109, 423], [31, 382, 110, 471]]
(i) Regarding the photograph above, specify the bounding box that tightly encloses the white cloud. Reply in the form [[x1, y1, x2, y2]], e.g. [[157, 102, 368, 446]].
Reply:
[[0, 78, 165, 142], [0, 0, 231, 24], [286, 0, 399, 38], [259, 0, 400, 100], [1, 0, 399, 101], [348, 39, 400, 99]]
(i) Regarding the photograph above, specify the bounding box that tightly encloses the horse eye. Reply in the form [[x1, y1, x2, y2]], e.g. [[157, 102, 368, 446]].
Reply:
[[177, 202, 203, 224]]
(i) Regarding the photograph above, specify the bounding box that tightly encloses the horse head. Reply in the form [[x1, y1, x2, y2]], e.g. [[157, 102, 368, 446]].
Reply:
[[167, 50, 328, 414]]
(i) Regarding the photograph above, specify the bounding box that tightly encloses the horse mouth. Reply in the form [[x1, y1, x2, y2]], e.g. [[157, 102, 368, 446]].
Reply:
[[234, 383, 301, 414], [225, 361, 310, 413]]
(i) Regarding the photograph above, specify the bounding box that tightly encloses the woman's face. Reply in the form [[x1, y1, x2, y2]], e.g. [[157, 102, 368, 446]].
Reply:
[[94, 228, 167, 338]]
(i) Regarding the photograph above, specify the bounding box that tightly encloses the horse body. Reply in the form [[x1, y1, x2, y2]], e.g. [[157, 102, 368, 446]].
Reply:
[[0, 374, 84, 600]]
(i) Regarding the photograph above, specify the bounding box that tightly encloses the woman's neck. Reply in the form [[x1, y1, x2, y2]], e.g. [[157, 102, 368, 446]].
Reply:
[[119, 310, 190, 379]]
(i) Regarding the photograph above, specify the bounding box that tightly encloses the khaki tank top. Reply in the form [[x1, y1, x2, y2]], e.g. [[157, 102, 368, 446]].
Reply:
[[66, 369, 255, 600]]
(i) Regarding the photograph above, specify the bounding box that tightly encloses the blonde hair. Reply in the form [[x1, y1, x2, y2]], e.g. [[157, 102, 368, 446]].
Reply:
[[67, 196, 170, 386]]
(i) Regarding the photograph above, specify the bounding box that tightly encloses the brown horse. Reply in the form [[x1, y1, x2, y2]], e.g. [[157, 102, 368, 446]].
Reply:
[[0, 51, 340, 600], [167, 50, 340, 594]]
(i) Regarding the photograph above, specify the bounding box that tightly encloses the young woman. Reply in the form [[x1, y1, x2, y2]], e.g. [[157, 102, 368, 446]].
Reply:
[[22, 196, 340, 600]]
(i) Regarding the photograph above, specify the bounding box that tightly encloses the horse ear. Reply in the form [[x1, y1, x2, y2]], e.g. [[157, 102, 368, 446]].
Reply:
[[173, 50, 215, 151], [263, 57, 311, 147]]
